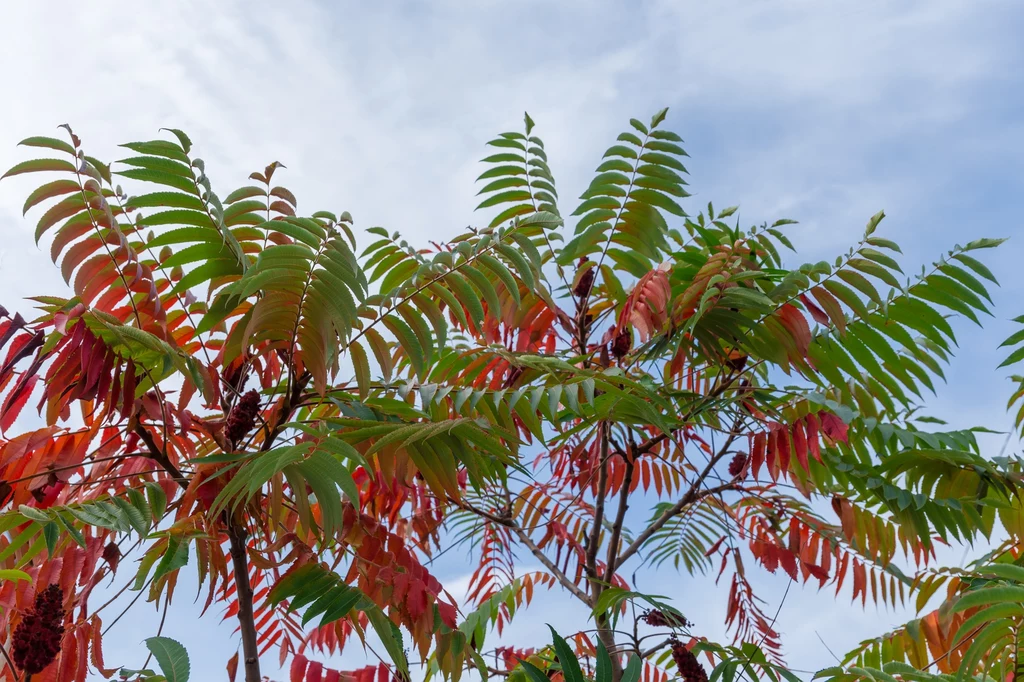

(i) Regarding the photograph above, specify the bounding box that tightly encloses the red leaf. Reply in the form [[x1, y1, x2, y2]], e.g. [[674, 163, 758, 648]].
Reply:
[[805, 413, 822, 461], [791, 420, 809, 472], [776, 304, 812, 355], [306, 660, 324, 682], [819, 412, 849, 443], [751, 432, 766, 480], [75, 626, 89, 682], [778, 548, 798, 580], [1, 373, 39, 431], [705, 536, 726, 558], [799, 294, 830, 326], [618, 267, 671, 341], [291, 654, 309, 682], [765, 429, 778, 480], [758, 541, 780, 573], [227, 652, 239, 682], [90, 617, 116, 677], [853, 561, 867, 605], [58, 629, 78, 682], [437, 599, 458, 628], [804, 562, 830, 582], [775, 427, 791, 477]]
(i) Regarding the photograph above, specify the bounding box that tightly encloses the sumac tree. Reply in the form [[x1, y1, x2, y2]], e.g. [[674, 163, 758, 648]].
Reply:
[[0, 110, 1019, 682]]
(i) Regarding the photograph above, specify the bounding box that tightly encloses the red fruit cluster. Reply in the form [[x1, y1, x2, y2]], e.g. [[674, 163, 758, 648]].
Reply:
[[12, 584, 65, 675], [573, 258, 594, 298], [641, 609, 691, 628], [611, 328, 631, 361], [728, 452, 748, 479], [669, 639, 708, 682], [225, 389, 261, 445]]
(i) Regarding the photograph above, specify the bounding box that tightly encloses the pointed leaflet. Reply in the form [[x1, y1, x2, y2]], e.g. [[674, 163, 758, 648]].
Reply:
[[621, 655, 641, 682], [349, 340, 372, 399], [548, 626, 584, 682], [595, 641, 614, 682], [22, 179, 81, 215], [2, 158, 77, 179], [145, 636, 190, 682]]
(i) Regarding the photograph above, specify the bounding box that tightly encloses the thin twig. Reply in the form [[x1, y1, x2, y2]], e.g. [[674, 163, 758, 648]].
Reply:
[[0, 640, 16, 679], [140, 591, 171, 671]]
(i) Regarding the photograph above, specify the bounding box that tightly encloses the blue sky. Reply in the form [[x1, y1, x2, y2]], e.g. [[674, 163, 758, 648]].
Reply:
[[1, 1, 1022, 679]]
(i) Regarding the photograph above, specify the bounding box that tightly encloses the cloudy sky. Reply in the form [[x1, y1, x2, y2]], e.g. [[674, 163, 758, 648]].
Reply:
[[1, 1, 1023, 680]]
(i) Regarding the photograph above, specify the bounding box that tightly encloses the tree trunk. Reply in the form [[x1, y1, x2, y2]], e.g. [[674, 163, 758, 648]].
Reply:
[[228, 520, 262, 682], [596, 612, 623, 682]]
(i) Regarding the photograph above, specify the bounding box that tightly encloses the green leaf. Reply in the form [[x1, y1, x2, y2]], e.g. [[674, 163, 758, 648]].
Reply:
[[19, 136, 77, 156], [349, 341, 372, 400], [463, 265, 502, 318], [838, 270, 884, 308], [864, 209, 885, 236], [363, 598, 410, 678], [2, 158, 77, 179], [120, 141, 190, 164], [630, 188, 685, 216], [146, 482, 168, 520], [53, 512, 86, 548], [0, 569, 31, 583], [953, 253, 997, 283], [152, 536, 189, 582], [519, 659, 552, 682], [18, 505, 51, 523], [595, 641, 614, 682], [383, 314, 425, 379], [22, 179, 81, 216], [964, 237, 1006, 251], [621, 655, 642, 682], [160, 128, 193, 155], [43, 522, 59, 557], [145, 636, 191, 682], [999, 345, 1024, 368], [952, 585, 1024, 612], [548, 626, 584, 682], [117, 168, 198, 195]]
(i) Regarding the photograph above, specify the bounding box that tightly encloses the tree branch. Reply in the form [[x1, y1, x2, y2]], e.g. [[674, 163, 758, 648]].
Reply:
[[603, 454, 634, 583], [587, 423, 622, 682], [260, 371, 311, 451], [512, 525, 592, 606], [137, 368, 309, 682], [613, 427, 738, 575], [585, 421, 610, 581], [135, 424, 186, 489], [457, 499, 593, 606], [614, 412, 744, 571], [614, 479, 737, 571], [640, 638, 672, 658], [0, 640, 16, 680], [228, 518, 262, 682]]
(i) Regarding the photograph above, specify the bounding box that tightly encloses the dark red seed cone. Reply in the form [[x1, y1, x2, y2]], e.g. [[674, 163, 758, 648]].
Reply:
[[670, 639, 708, 682], [12, 584, 65, 675], [728, 452, 748, 479], [225, 389, 260, 445], [641, 609, 692, 628], [573, 258, 595, 298], [611, 327, 632, 361]]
